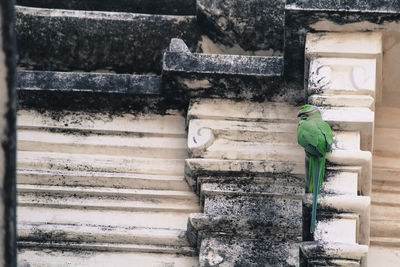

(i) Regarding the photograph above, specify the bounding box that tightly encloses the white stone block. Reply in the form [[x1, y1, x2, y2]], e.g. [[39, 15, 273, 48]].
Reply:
[[315, 216, 358, 244], [306, 32, 382, 56], [309, 94, 374, 109], [322, 172, 358, 196], [309, 57, 376, 95]]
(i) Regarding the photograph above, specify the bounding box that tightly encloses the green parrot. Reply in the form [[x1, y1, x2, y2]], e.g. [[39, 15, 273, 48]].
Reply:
[[297, 105, 333, 233]]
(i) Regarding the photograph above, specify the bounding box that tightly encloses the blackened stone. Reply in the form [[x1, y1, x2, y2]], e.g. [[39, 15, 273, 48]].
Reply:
[[17, 90, 182, 114], [16, 6, 200, 74], [16, 0, 196, 15], [300, 241, 367, 267], [199, 238, 299, 267], [284, 2, 400, 87], [162, 50, 283, 101], [197, 0, 285, 54], [286, 0, 400, 12], [203, 195, 302, 228], [17, 70, 161, 94]]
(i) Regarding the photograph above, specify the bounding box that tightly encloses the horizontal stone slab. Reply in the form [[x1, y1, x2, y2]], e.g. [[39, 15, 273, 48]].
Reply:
[[16, 0, 196, 15], [300, 241, 368, 263], [189, 213, 302, 235], [17, 168, 189, 191], [200, 238, 299, 267], [185, 158, 305, 190], [309, 94, 375, 109], [286, 0, 400, 12], [16, 6, 200, 74], [18, 109, 186, 135], [203, 195, 302, 228], [18, 223, 192, 247], [200, 183, 304, 198], [162, 49, 283, 100], [187, 98, 298, 122], [17, 70, 161, 94]]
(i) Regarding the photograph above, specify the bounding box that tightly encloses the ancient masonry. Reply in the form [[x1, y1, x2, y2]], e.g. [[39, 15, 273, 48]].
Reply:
[[13, 0, 400, 266]]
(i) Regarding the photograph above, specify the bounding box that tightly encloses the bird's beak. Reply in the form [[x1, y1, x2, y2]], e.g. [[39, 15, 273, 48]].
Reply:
[[297, 111, 301, 117]]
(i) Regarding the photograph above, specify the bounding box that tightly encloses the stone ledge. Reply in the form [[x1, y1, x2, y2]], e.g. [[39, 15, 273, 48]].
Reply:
[[200, 238, 299, 267], [16, 0, 196, 15], [162, 44, 283, 100], [300, 241, 368, 267], [16, 6, 200, 74], [17, 70, 161, 95]]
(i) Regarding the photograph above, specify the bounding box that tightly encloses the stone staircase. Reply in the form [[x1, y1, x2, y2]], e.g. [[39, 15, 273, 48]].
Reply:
[[15, 1, 203, 265], [16, 109, 200, 266]]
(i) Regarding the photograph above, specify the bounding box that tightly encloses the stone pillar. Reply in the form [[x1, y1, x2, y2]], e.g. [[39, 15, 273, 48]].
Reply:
[[185, 98, 304, 266], [0, 0, 17, 266], [300, 32, 382, 266]]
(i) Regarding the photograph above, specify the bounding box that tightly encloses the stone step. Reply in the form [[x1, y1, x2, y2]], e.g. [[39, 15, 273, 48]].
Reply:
[[372, 168, 400, 186], [371, 204, 400, 220], [370, 220, 400, 239], [16, 0, 196, 15], [371, 191, 400, 207], [374, 127, 400, 158], [375, 106, 400, 129], [18, 249, 199, 267], [18, 151, 185, 176], [203, 195, 301, 228], [17, 185, 200, 212], [18, 128, 187, 159], [199, 238, 299, 266], [187, 98, 298, 122], [17, 168, 191, 191], [18, 206, 191, 230], [17, 184, 196, 201], [18, 109, 186, 136], [373, 155, 400, 170], [370, 237, 400, 248], [201, 183, 304, 198], [16, 6, 200, 74], [18, 223, 192, 248]]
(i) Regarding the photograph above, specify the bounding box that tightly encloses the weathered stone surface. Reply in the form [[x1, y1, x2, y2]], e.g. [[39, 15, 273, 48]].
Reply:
[[284, 2, 396, 86], [286, 0, 400, 12], [200, 238, 299, 267], [162, 47, 283, 101], [197, 0, 285, 54], [303, 194, 370, 245], [0, 0, 17, 265], [16, 0, 196, 15], [17, 70, 161, 94], [300, 241, 368, 267], [16, 6, 200, 74]]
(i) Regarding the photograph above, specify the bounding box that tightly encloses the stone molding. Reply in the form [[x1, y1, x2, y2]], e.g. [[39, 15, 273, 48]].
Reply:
[[301, 32, 382, 266]]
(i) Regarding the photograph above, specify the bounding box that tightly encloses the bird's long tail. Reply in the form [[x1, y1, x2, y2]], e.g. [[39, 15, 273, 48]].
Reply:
[[309, 155, 325, 233]]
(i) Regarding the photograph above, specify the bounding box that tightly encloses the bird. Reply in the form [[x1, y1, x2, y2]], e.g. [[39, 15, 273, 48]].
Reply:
[[297, 105, 333, 233]]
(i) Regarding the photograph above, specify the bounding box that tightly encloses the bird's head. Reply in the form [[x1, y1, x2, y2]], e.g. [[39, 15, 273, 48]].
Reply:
[[297, 104, 319, 118]]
